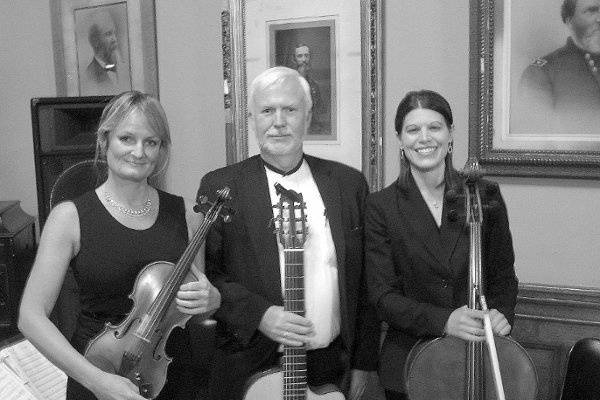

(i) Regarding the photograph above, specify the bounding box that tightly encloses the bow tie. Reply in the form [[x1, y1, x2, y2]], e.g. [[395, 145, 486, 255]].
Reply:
[[104, 64, 116, 72]]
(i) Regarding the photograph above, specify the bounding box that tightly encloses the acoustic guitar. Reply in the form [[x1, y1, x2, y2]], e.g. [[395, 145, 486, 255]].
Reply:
[[243, 183, 344, 400]]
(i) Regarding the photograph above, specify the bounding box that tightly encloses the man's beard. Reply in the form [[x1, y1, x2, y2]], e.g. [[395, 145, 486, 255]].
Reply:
[[582, 31, 600, 54], [100, 47, 118, 65], [297, 63, 310, 77], [574, 25, 600, 54]]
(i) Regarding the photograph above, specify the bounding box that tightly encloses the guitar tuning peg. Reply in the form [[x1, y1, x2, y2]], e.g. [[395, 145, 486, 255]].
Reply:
[[222, 215, 231, 223]]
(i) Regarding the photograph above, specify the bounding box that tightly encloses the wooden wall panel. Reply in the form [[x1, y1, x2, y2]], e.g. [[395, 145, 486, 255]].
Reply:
[[512, 284, 600, 400]]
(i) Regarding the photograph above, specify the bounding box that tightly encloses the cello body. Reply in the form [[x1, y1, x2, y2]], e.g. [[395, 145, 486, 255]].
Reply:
[[404, 161, 538, 399], [84, 261, 194, 399], [405, 336, 538, 400]]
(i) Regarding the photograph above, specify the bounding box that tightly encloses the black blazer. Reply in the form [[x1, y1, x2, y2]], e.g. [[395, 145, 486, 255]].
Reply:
[[198, 154, 379, 397], [365, 172, 518, 393]]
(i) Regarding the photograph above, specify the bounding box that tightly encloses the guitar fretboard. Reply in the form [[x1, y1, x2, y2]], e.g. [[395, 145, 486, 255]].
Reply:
[[283, 248, 307, 399]]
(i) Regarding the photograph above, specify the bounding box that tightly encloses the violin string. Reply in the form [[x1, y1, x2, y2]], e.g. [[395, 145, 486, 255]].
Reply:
[[140, 204, 220, 339]]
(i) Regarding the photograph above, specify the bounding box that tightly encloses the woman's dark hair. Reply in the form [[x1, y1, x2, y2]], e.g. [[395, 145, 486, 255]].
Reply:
[[394, 90, 457, 190]]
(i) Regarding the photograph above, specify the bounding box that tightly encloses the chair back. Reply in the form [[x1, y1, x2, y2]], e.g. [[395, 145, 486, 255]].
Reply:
[[50, 159, 107, 209], [561, 337, 600, 400]]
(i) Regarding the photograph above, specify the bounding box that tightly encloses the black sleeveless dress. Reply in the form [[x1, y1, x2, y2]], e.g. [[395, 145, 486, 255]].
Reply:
[[67, 189, 198, 399]]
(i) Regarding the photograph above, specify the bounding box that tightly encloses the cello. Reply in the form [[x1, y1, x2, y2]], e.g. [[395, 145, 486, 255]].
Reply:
[[404, 159, 538, 400], [84, 187, 232, 398]]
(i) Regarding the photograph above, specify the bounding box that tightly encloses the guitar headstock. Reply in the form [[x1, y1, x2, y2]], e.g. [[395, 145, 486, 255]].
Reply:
[[273, 183, 307, 249]]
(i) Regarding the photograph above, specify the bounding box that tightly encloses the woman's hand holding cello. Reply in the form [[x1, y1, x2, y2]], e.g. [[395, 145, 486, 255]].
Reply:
[[444, 305, 511, 342]]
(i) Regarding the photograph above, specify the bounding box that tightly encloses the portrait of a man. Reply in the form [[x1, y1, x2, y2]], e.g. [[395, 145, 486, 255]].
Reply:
[[75, 6, 131, 96], [513, 0, 600, 135], [270, 21, 335, 139]]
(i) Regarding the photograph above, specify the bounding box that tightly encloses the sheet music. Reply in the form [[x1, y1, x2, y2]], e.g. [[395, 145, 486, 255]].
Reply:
[[0, 339, 67, 400], [0, 363, 39, 400]]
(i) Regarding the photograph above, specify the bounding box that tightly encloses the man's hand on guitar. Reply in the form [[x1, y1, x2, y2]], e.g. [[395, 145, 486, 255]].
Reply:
[[175, 273, 221, 315], [258, 305, 315, 346]]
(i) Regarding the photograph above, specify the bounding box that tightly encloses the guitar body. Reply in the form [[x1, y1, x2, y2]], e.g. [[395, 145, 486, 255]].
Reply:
[[244, 368, 345, 400]]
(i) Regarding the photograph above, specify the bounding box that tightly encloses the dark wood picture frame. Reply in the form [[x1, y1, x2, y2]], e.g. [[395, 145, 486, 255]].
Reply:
[[468, 0, 600, 179]]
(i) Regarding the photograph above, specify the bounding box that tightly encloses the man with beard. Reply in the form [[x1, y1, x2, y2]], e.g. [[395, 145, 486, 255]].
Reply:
[[515, 0, 600, 134], [80, 10, 130, 95], [293, 43, 329, 135]]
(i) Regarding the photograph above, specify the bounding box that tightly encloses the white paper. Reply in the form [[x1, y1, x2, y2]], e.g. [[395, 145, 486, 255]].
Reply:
[[0, 339, 67, 400], [0, 363, 40, 400]]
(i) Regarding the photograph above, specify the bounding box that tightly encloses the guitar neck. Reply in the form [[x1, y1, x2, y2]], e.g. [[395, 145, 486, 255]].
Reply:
[[283, 248, 305, 315], [282, 247, 307, 397]]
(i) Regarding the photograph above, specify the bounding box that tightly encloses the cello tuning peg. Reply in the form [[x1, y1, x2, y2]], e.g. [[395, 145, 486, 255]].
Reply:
[[447, 209, 459, 222], [445, 188, 461, 204], [485, 185, 498, 196]]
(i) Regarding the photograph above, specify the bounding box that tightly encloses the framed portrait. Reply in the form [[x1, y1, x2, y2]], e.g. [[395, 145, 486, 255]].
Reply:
[[469, 0, 600, 179], [244, 0, 363, 153], [268, 19, 337, 140], [51, 0, 158, 97]]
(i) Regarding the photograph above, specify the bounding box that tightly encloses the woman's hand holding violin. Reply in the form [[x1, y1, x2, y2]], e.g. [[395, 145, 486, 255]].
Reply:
[[175, 272, 221, 315]]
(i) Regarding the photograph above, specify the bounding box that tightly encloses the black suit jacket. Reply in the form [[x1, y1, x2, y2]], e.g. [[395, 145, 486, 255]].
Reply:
[[198, 154, 379, 398], [365, 172, 518, 393]]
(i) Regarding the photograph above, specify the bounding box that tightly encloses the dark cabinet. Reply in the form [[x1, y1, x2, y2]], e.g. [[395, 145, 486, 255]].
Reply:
[[0, 201, 36, 340]]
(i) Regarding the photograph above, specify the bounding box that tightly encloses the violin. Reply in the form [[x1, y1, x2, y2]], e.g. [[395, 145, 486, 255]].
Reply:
[[84, 187, 232, 398], [404, 159, 538, 400]]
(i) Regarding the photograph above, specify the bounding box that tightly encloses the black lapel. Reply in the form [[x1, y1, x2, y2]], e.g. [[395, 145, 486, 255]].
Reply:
[[396, 177, 447, 268], [239, 156, 282, 302], [304, 156, 346, 276], [439, 186, 467, 267]]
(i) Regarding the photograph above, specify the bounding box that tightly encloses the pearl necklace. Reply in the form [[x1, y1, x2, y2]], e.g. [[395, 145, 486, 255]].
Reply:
[[104, 190, 153, 217]]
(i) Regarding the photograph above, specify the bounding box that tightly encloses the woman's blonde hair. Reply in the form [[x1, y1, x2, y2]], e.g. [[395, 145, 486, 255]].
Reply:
[[94, 91, 171, 179]]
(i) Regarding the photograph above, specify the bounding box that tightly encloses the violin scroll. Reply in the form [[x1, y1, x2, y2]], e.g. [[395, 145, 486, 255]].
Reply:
[[193, 186, 234, 223]]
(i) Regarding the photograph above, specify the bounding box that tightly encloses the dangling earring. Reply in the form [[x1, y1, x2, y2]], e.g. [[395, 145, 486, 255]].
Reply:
[[448, 141, 453, 154], [400, 147, 405, 159]]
